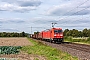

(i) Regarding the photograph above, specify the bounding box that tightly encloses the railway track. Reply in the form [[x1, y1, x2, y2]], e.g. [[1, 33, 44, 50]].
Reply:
[[60, 42, 90, 53], [35, 39, 90, 60]]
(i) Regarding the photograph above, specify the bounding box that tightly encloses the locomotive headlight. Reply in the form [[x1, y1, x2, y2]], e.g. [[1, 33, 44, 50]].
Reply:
[[54, 34, 56, 36], [60, 34, 63, 36]]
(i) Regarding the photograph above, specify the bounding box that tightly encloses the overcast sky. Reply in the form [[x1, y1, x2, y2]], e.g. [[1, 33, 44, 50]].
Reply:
[[0, 0, 90, 33]]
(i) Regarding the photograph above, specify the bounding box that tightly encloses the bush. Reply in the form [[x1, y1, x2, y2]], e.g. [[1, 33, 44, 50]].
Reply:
[[86, 37, 90, 43], [64, 36, 73, 42], [64, 36, 68, 40], [87, 37, 90, 41]]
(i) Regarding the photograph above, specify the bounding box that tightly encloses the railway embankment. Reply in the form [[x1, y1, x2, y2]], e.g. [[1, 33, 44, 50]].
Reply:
[[39, 38, 90, 60], [21, 38, 78, 60]]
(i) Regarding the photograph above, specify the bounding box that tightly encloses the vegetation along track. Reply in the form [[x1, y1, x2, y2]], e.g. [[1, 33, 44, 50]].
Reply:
[[36, 39, 90, 60]]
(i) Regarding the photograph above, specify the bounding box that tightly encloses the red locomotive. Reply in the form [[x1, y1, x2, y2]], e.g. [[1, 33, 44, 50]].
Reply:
[[32, 28, 63, 43]]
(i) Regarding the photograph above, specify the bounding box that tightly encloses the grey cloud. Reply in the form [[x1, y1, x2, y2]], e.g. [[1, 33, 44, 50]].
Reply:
[[72, 9, 90, 15], [0, 0, 42, 12], [76, 20, 90, 23], [0, 25, 2, 27], [46, 7, 90, 16], [1, 0, 15, 3], [0, 21, 3, 23], [0, 21, 8, 24], [45, 0, 90, 16], [8, 20, 25, 23], [32, 17, 90, 29], [32, 16, 90, 24], [1, 0, 42, 7], [0, 9, 7, 11], [0, 28, 19, 32], [13, 8, 36, 13], [18, 0, 41, 7], [0, 19, 25, 24], [33, 20, 47, 24], [57, 26, 88, 27], [59, 20, 90, 24], [33, 20, 58, 24]]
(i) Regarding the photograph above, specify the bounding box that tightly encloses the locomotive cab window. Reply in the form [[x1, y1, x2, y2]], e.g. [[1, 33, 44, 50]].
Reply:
[[54, 30, 62, 33]]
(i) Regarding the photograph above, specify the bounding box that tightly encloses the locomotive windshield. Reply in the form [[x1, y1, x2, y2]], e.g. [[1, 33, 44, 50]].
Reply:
[[54, 30, 62, 33]]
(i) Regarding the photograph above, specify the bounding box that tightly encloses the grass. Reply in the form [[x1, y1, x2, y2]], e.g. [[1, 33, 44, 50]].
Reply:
[[21, 38, 78, 60], [64, 36, 90, 44]]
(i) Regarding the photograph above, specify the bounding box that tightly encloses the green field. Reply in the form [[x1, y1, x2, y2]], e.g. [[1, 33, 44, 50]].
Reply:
[[21, 38, 78, 60], [64, 36, 90, 44]]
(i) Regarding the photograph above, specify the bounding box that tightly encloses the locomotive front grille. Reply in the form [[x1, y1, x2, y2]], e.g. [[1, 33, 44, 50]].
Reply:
[[53, 38, 63, 42]]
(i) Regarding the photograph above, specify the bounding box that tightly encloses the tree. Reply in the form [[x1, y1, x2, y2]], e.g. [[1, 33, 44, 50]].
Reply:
[[64, 29, 69, 36], [82, 28, 88, 37], [34, 31, 39, 34], [71, 29, 78, 37], [78, 31, 83, 37], [0, 32, 27, 37], [1, 32, 7, 37], [20, 31, 26, 37], [66, 30, 72, 36], [87, 29, 90, 37]]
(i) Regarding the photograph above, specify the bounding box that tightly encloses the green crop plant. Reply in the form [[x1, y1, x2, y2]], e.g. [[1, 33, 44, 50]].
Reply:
[[0, 46, 22, 54]]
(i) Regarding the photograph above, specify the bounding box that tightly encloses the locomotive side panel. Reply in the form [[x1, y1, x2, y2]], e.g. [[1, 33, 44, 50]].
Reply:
[[42, 30, 51, 40]]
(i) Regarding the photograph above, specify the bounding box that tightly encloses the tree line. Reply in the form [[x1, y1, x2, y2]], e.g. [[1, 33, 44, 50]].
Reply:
[[64, 28, 90, 37], [0, 32, 28, 37], [0, 28, 90, 37]]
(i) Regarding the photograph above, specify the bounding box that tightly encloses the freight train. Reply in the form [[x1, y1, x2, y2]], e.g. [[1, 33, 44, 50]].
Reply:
[[31, 28, 64, 43]]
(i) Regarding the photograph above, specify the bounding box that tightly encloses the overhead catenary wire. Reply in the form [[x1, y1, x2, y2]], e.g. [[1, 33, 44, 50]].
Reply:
[[72, 6, 90, 15], [57, 0, 90, 21], [63, 0, 89, 15], [55, 0, 90, 29]]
